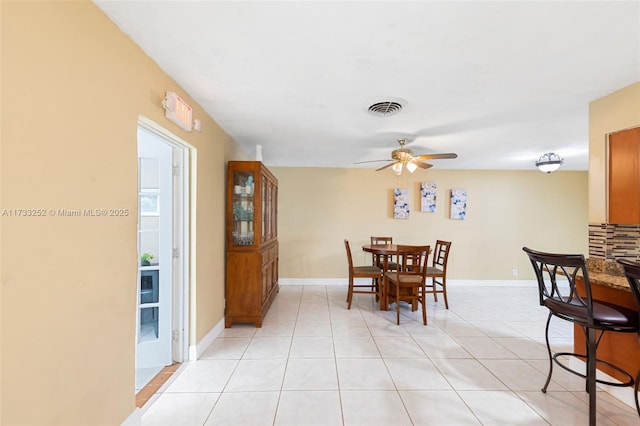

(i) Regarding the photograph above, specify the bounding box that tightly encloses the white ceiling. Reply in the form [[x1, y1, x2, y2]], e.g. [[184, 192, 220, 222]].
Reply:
[[95, 1, 640, 171]]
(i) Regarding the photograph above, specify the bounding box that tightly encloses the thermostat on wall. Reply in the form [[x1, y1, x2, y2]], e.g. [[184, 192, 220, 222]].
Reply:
[[162, 92, 193, 131]]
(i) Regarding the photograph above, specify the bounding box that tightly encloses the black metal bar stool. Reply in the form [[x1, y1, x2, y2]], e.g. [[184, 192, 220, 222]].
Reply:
[[523, 247, 638, 426], [617, 258, 640, 418]]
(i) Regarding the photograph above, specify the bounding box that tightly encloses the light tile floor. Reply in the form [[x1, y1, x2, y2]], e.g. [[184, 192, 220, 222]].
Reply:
[[140, 284, 639, 425]]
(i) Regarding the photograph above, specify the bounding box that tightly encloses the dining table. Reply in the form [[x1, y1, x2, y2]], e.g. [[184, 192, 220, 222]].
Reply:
[[361, 244, 401, 311]]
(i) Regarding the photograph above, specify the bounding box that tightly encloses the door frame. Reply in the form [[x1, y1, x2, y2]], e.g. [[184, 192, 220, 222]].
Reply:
[[137, 115, 193, 363]]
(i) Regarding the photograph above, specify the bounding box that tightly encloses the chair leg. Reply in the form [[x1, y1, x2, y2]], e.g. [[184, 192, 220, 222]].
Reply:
[[587, 327, 597, 426], [432, 278, 438, 302], [542, 313, 553, 393], [421, 291, 427, 325], [374, 278, 380, 302], [635, 369, 640, 417], [584, 329, 590, 394], [441, 278, 449, 309], [347, 277, 353, 309], [395, 287, 401, 325], [381, 277, 388, 311]]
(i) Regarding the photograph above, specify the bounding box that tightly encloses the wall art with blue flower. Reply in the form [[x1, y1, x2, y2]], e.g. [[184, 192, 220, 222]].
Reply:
[[420, 182, 437, 212], [450, 188, 467, 220], [393, 188, 410, 219]]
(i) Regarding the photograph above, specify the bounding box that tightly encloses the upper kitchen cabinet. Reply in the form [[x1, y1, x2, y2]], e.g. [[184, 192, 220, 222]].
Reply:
[[608, 127, 640, 224]]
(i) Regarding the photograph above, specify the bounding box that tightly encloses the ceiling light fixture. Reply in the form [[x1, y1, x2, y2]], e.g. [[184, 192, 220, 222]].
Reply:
[[391, 160, 416, 176], [535, 152, 564, 173]]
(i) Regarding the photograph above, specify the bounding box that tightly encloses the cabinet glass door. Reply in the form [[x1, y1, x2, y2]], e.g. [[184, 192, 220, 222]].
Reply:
[[271, 181, 277, 240], [232, 171, 255, 245], [261, 178, 267, 243]]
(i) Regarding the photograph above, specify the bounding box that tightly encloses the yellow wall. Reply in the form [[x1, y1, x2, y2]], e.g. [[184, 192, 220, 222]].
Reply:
[[589, 81, 640, 222], [273, 167, 588, 280], [1, 1, 231, 424]]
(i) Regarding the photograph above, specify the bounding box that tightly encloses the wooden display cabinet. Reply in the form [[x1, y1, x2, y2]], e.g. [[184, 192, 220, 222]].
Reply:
[[225, 161, 278, 327]]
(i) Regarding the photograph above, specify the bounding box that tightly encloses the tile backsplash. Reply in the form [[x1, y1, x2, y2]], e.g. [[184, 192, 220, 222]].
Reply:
[[589, 223, 640, 261]]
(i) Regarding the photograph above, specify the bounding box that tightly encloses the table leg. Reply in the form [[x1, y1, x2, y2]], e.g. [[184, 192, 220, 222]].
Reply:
[[380, 255, 389, 311]]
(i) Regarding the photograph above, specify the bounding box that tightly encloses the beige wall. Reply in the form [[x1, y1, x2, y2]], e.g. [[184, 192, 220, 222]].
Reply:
[[272, 167, 588, 280], [588, 81, 640, 222], [1, 1, 232, 425]]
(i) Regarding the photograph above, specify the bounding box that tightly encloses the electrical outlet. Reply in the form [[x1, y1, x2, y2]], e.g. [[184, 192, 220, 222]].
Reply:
[[512, 268, 518, 276]]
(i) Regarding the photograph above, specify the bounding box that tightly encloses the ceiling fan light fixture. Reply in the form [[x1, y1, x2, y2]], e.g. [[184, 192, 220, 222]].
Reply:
[[392, 162, 403, 175], [535, 152, 564, 173], [358, 137, 458, 174]]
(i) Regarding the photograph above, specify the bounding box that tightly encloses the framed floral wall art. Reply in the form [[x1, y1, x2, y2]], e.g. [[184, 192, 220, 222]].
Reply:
[[420, 182, 437, 212], [450, 188, 467, 220], [393, 188, 410, 219]]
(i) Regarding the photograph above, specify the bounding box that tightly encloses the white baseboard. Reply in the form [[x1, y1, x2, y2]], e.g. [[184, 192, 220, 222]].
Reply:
[[188, 317, 225, 361], [447, 279, 538, 287], [120, 408, 142, 426], [121, 362, 190, 424], [278, 278, 538, 287], [279, 278, 347, 286]]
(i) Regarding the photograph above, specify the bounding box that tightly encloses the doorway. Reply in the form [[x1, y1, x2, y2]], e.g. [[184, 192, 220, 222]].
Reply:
[[135, 118, 190, 390]]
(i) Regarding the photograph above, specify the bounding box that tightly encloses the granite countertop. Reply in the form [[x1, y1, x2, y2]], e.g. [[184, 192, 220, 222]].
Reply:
[[586, 258, 632, 292]]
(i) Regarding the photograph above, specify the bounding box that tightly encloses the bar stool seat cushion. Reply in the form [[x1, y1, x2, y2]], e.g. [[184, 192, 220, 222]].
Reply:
[[545, 297, 638, 328]]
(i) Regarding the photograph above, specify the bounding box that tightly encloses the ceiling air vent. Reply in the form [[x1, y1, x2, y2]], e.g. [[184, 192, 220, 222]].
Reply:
[[367, 100, 404, 117]]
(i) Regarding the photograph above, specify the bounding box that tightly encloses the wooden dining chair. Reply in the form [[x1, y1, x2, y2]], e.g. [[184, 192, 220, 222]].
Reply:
[[385, 245, 430, 325], [424, 240, 452, 309], [370, 236, 399, 271], [344, 239, 383, 309]]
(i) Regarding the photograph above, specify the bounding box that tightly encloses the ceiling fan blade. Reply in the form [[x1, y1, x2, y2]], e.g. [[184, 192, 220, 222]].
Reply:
[[375, 162, 396, 171], [412, 160, 433, 170], [415, 153, 458, 160], [353, 159, 390, 164]]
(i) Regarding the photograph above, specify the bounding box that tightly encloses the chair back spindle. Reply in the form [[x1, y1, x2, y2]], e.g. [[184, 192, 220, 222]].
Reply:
[[370, 236, 398, 271], [524, 248, 593, 323]]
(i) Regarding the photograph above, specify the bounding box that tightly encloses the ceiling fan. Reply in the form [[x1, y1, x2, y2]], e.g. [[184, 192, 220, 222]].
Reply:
[[355, 139, 458, 174]]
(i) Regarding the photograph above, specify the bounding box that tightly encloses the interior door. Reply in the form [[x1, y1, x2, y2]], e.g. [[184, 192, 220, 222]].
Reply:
[[136, 128, 173, 370]]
